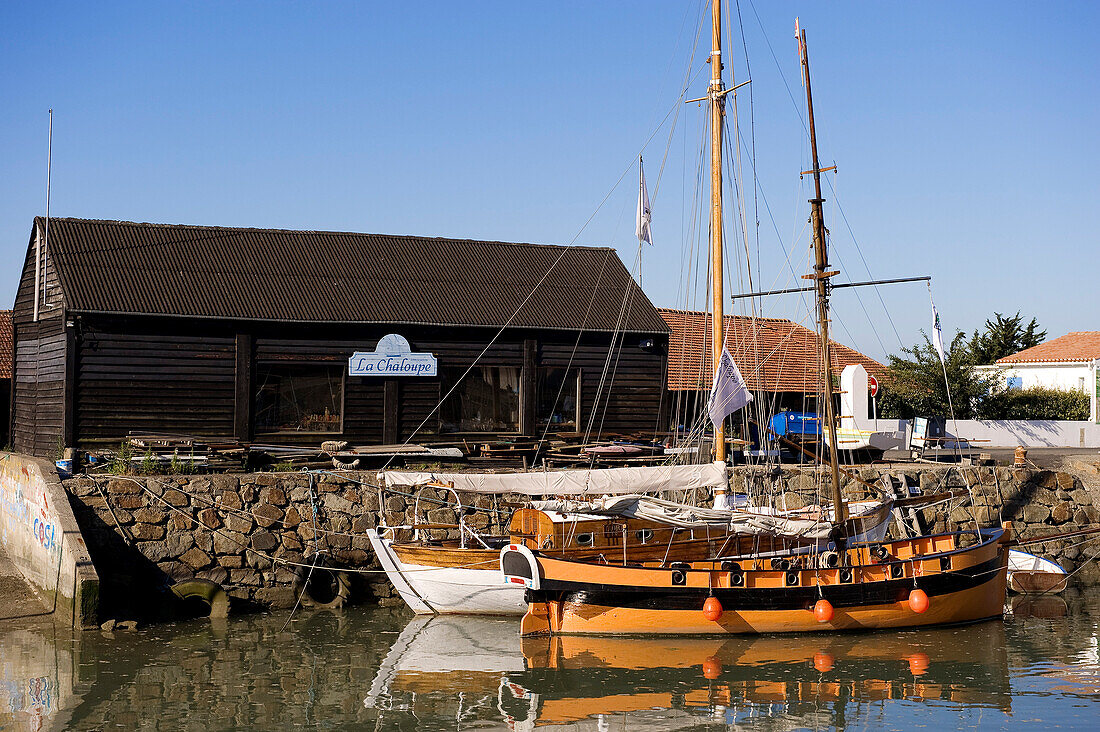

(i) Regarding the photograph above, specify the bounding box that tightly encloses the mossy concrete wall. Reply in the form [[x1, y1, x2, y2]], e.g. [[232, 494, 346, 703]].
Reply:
[[0, 453, 100, 627]]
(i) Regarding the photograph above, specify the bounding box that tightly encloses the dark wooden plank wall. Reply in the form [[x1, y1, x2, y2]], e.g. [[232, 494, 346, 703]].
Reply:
[[62, 319, 667, 449], [12, 318, 67, 456], [75, 327, 236, 444], [11, 230, 69, 457], [254, 336, 385, 444], [540, 334, 666, 436]]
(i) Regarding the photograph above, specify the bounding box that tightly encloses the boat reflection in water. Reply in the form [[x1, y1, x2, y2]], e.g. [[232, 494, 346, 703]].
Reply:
[[366, 614, 1012, 730]]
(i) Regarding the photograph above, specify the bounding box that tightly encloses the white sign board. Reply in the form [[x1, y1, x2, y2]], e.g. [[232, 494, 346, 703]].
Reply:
[[349, 334, 437, 377]]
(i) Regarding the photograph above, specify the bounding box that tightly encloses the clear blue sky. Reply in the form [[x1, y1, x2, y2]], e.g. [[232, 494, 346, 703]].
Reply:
[[2, 1, 1096, 361]]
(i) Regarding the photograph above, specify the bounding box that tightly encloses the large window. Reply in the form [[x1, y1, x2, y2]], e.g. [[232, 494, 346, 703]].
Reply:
[[440, 366, 520, 433], [537, 367, 578, 430], [255, 365, 344, 434]]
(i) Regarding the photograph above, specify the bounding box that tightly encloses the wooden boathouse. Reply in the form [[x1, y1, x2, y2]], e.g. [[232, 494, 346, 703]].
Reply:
[[10, 218, 670, 457]]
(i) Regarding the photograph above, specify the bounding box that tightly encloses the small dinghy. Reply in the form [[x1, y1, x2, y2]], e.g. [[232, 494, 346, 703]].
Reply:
[[1008, 549, 1068, 594]]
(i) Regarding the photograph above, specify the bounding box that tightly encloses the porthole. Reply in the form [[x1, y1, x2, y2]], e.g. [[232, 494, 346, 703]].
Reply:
[[575, 533, 594, 547], [889, 562, 904, 580], [785, 571, 799, 586], [636, 529, 654, 544]]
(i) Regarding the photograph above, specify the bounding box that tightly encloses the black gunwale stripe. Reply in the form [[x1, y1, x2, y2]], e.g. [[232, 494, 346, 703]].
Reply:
[[530, 555, 1005, 612]]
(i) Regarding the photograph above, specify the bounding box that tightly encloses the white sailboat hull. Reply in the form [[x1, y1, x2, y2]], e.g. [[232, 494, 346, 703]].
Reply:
[[367, 529, 526, 615]]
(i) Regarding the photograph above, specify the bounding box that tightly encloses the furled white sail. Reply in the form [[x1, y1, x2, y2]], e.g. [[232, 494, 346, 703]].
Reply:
[[381, 461, 727, 496]]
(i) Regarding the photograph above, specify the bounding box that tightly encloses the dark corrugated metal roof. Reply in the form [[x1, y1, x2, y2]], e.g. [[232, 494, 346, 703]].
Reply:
[[38, 218, 669, 334]]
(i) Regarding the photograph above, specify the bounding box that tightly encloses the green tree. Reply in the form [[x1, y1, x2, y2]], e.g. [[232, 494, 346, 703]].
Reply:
[[968, 312, 1045, 364], [878, 330, 998, 419]]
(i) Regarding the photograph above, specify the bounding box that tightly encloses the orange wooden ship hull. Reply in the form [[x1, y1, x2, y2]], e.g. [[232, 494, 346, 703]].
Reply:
[[504, 528, 1010, 635]]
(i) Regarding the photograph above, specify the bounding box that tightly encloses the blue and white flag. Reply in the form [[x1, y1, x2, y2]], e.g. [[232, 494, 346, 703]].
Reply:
[[708, 348, 753, 428], [931, 300, 946, 364]]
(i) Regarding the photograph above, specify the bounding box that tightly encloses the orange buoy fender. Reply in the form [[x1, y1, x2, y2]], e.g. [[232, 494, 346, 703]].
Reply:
[[813, 598, 834, 623], [702, 596, 723, 621], [908, 588, 930, 614], [907, 652, 931, 675], [702, 656, 722, 679], [813, 652, 834, 673]]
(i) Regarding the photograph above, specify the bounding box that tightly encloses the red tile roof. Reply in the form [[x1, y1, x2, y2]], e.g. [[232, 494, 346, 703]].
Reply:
[[660, 309, 883, 393], [0, 310, 11, 379], [996, 331, 1100, 364]]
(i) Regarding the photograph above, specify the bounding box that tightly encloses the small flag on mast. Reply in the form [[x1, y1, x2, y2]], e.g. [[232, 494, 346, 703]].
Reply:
[[708, 348, 754, 429], [931, 300, 947, 364], [636, 158, 652, 246]]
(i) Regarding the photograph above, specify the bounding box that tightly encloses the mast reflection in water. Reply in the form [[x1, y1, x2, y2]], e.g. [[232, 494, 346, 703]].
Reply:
[[4, 593, 1100, 730]]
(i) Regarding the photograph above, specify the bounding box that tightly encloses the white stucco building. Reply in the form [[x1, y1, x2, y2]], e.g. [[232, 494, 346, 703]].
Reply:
[[976, 331, 1100, 422]]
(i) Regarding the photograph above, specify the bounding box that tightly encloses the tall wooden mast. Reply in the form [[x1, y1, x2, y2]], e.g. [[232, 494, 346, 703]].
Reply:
[[710, 0, 727, 465], [799, 28, 847, 526]]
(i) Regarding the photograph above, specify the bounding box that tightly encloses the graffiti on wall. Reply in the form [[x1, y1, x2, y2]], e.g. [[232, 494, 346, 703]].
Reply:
[[0, 458, 62, 565]]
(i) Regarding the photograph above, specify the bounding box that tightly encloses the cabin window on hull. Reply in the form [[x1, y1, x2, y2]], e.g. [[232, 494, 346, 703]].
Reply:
[[439, 366, 520, 433], [536, 367, 579, 430], [255, 365, 344, 434]]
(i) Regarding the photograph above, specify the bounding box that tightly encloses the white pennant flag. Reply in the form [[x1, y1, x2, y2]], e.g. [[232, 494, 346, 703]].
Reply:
[[931, 300, 946, 364], [635, 158, 652, 245], [708, 348, 753, 428]]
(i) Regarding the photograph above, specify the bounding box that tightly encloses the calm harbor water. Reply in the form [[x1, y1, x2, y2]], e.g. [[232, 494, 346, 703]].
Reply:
[[3, 592, 1099, 731]]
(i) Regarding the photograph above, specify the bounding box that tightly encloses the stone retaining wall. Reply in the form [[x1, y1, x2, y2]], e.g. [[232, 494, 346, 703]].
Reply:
[[63, 461, 1100, 621]]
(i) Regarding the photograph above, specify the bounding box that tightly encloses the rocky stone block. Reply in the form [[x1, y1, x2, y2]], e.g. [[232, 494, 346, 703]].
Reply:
[[384, 496, 406, 512], [212, 530, 247, 555], [162, 489, 190, 507], [239, 484, 258, 502], [251, 531, 279, 553], [254, 504, 284, 528], [260, 486, 288, 507], [167, 531, 196, 556], [197, 508, 223, 530], [140, 539, 171, 562], [1022, 505, 1051, 524], [180, 547, 212, 569], [256, 473, 280, 486], [281, 532, 304, 552], [112, 495, 145, 510], [283, 506, 303, 529], [108, 478, 143, 495], [1075, 506, 1100, 525], [168, 513, 194, 531], [227, 569, 263, 587], [194, 530, 214, 554], [133, 507, 168, 525], [132, 523, 166, 541], [226, 513, 254, 534], [210, 474, 239, 492], [1051, 502, 1074, 525], [219, 555, 244, 569], [218, 491, 243, 511], [253, 586, 297, 608], [198, 566, 229, 585], [323, 493, 355, 515], [328, 514, 351, 533]]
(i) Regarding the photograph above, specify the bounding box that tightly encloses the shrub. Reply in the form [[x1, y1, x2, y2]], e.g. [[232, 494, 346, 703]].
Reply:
[[978, 386, 1090, 421]]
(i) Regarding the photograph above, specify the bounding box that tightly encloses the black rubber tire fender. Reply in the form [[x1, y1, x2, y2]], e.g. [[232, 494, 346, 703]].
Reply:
[[292, 556, 352, 610], [170, 578, 230, 618]]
